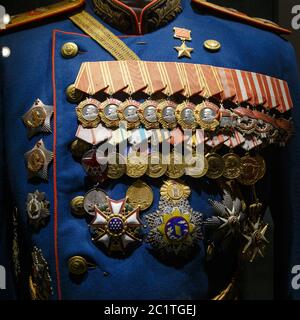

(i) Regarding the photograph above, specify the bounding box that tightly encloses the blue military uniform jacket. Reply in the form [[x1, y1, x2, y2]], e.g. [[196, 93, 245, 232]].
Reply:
[[0, 0, 300, 300]]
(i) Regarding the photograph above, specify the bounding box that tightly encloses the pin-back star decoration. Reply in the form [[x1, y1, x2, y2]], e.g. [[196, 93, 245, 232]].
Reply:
[[174, 41, 194, 58], [22, 99, 53, 138], [146, 181, 203, 257], [242, 217, 269, 262], [208, 190, 245, 239], [24, 139, 53, 180], [173, 27, 194, 59], [90, 197, 143, 254]]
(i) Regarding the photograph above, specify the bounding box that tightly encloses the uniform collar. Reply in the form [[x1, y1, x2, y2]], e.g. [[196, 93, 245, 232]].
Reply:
[[92, 0, 182, 35]]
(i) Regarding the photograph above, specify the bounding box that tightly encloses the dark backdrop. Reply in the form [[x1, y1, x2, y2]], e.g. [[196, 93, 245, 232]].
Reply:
[[1, 0, 279, 19], [1, 0, 299, 300]]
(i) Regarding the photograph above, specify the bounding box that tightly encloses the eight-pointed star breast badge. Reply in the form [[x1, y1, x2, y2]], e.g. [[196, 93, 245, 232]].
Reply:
[[22, 99, 53, 138]]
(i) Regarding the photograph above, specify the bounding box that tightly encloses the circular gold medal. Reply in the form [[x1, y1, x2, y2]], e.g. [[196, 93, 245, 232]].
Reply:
[[76, 98, 101, 128], [126, 153, 148, 178], [27, 149, 46, 172], [146, 153, 167, 178], [138, 100, 159, 129], [185, 156, 209, 178], [160, 180, 191, 202], [70, 139, 91, 159], [166, 152, 185, 179], [222, 153, 242, 179], [254, 155, 266, 181], [25, 106, 47, 128], [206, 153, 224, 179], [157, 100, 177, 129], [195, 101, 219, 131], [176, 101, 197, 130], [107, 153, 126, 179], [238, 155, 260, 186], [126, 180, 154, 211], [70, 196, 85, 217]]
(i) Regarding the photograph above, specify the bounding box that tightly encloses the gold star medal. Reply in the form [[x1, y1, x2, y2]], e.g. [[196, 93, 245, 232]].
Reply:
[[24, 139, 53, 181], [173, 27, 194, 59]]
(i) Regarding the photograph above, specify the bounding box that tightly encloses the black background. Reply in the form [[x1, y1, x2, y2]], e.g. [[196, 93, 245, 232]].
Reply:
[[1, 0, 299, 301], [1, 0, 279, 20]]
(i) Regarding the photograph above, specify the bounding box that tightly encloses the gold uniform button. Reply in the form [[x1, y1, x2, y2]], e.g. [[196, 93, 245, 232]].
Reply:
[[68, 256, 88, 275], [70, 139, 91, 159], [66, 84, 84, 103], [203, 39, 221, 52], [70, 196, 85, 217], [61, 42, 79, 58]]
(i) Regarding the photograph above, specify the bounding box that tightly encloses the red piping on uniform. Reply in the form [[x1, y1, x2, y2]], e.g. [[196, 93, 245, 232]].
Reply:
[[50, 28, 142, 300], [112, 0, 140, 33], [112, 0, 158, 35], [51, 29, 62, 301], [140, 0, 158, 33]]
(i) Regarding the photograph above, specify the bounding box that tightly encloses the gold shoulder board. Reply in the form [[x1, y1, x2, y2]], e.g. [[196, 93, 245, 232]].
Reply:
[[192, 0, 291, 35]]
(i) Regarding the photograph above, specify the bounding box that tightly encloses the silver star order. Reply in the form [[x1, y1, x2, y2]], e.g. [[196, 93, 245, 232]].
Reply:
[[24, 139, 53, 181], [208, 190, 245, 238], [174, 41, 194, 58], [22, 99, 53, 138], [242, 217, 269, 262]]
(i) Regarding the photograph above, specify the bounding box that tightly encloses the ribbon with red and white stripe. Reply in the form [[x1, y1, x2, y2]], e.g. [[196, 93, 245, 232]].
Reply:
[[274, 78, 293, 112], [224, 130, 246, 148], [241, 136, 263, 151], [217, 67, 236, 100], [196, 65, 223, 98], [231, 69, 252, 103], [74, 62, 293, 113], [245, 72, 267, 105], [206, 133, 228, 147]]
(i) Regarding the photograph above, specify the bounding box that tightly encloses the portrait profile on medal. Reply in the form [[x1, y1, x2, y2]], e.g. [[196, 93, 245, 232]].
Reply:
[[139, 100, 159, 129], [181, 108, 195, 124], [119, 100, 141, 129], [124, 105, 139, 122], [103, 103, 118, 121], [201, 107, 216, 122], [76, 98, 101, 128], [144, 105, 157, 123], [176, 102, 197, 129], [82, 104, 99, 121], [22, 99, 53, 138], [26, 107, 46, 128], [163, 106, 176, 123], [157, 101, 177, 129], [195, 101, 219, 131]]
